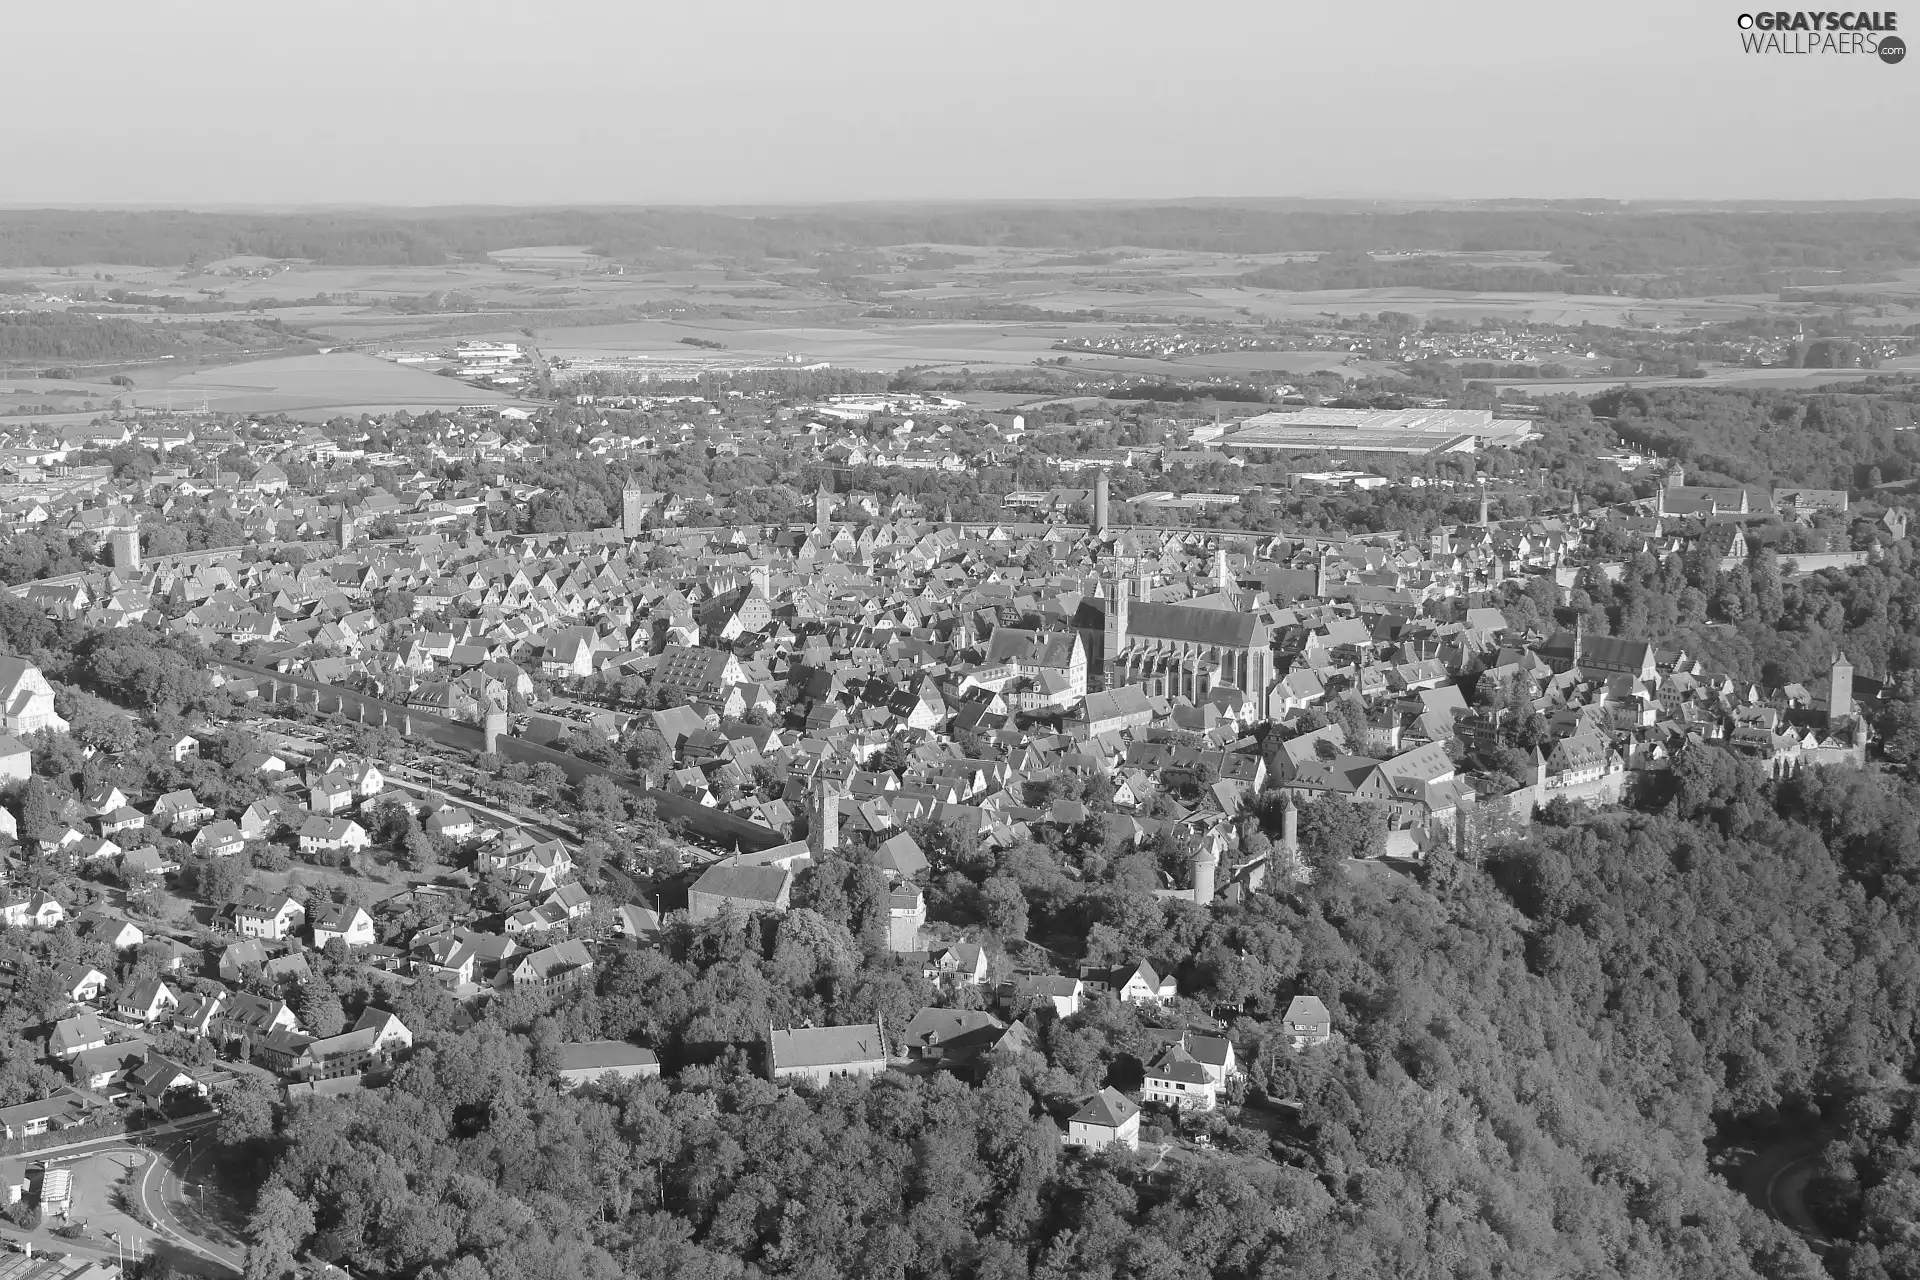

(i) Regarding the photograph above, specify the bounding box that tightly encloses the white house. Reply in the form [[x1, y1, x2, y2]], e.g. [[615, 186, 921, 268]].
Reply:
[[0, 656, 68, 734], [1065, 1087, 1140, 1151], [311, 903, 376, 950]]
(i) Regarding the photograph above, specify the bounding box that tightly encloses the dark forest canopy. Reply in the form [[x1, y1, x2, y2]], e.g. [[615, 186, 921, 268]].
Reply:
[[2, 205, 1919, 280]]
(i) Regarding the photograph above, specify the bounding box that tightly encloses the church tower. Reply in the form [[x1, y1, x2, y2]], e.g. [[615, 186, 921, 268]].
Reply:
[[1103, 576, 1130, 681], [1828, 651, 1854, 727]]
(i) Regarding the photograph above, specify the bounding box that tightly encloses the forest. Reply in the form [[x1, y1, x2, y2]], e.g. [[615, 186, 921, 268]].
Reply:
[[0, 312, 306, 366], [1596, 383, 1920, 491], [192, 755, 1920, 1280]]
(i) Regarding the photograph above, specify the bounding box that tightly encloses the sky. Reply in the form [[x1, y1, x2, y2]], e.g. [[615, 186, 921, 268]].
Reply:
[[3, 0, 1914, 206]]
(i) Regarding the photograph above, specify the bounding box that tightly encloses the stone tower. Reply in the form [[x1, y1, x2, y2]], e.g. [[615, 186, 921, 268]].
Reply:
[[483, 701, 510, 755], [1192, 835, 1219, 905], [1215, 548, 1232, 597], [1093, 470, 1110, 535], [814, 485, 833, 535], [1828, 651, 1854, 727], [336, 510, 354, 551], [1477, 483, 1491, 528], [808, 773, 842, 859], [621, 488, 649, 539], [108, 528, 140, 572], [1277, 795, 1305, 884]]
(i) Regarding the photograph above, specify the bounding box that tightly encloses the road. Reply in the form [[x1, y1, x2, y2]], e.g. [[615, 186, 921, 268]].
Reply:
[[1, 1116, 243, 1276], [1718, 1129, 1833, 1254], [137, 1126, 246, 1273]]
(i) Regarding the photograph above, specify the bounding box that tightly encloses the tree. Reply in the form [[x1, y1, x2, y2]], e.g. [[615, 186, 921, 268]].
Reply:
[[980, 875, 1029, 940], [217, 1074, 278, 1147], [244, 1185, 314, 1280], [295, 973, 345, 1038], [1294, 793, 1385, 880]]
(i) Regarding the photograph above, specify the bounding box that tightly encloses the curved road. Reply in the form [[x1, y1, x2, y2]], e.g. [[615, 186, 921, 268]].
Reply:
[[1722, 1132, 1832, 1255], [1, 1118, 243, 1276], [1765, 1151, 1830, 1250], [137, 1128, 246, 1273]]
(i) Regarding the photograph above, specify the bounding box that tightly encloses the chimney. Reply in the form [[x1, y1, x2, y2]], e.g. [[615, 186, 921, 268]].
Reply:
[[1093, 471, 1110, 535]]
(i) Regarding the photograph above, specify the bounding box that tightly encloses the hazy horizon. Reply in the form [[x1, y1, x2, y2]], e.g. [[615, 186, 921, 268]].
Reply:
[[5, 0, 1915, 207]]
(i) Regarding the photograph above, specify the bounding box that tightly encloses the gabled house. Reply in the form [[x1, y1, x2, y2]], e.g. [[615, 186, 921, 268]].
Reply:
[[116, 978, 179, 1024], [1282, 994, 1332, 1049], [511, 939, 594, 988], [53, 962, 110, 1004], [1142, 1042, 1216, 1111], [310, 903, 376, 950], [50, 1010, 108, 1058], [192, 820, 247, 858], [150, 789, 213, 830], [235, 891, 306, 941], [296, 816, 371, 855]]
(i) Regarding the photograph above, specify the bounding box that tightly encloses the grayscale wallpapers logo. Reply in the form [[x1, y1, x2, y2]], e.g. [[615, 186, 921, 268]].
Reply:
[[1736, 10, 1906, 59]]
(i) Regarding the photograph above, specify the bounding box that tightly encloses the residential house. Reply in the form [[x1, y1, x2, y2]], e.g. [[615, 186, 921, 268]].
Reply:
[[1, 892, 67, 929], [511, 939, 594, 988], [296, 816, 371, 855], [53, 962, 110, 1004], [310, 903, 376, 950], [235, 891, 307, 941], [49, 1011, 108, 1058], [1282, 994, 1333, 1049], [1065, 1087, 1140, 1151], [0, 656, 69, 734], [996, 973, 1084, 1019], [1142, 1042, 1217, 1111], [116, 978, 179, 1024], [263, 1008, 412, 1082]]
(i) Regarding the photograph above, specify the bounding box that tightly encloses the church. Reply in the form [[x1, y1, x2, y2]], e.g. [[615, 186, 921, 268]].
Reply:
[[1073, 578, 1276, 704]]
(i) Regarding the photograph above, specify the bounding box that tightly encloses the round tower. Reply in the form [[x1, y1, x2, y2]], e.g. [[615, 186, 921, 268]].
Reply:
[[1192, 837, 1219, 905]]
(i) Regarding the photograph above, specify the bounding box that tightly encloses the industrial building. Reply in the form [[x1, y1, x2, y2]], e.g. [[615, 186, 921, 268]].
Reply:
[[1219, 407, 1538, 457]]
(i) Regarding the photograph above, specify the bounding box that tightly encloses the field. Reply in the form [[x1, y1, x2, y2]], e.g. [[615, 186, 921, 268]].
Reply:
[[129, 352, 527, 416], [3, 239, 1916, 404], [1497, 355, 1920, 398]]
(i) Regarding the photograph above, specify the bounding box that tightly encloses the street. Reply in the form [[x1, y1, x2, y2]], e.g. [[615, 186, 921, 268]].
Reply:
[[1, 1116, 243, 1277]]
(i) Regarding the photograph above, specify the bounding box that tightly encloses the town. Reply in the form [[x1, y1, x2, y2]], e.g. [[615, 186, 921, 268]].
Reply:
[[0, 347, 1907, 1276]]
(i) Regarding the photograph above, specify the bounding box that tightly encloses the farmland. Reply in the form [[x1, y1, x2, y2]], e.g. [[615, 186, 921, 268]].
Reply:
[[1, 212, 1917, 411]]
